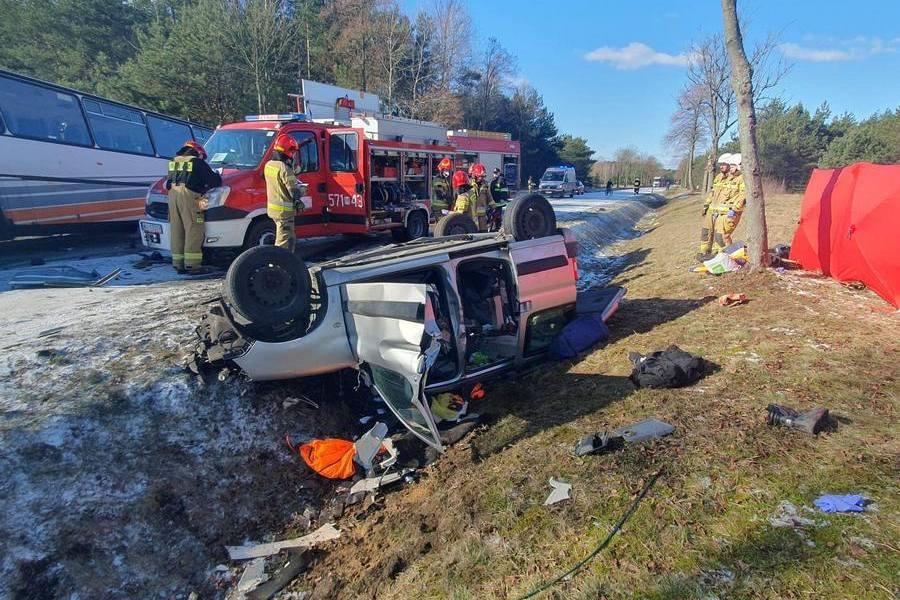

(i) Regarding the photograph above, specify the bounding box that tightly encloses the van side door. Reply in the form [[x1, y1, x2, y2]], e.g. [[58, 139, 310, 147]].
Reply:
[[286, 127, 328, 237], [325, 128, 368, 234]]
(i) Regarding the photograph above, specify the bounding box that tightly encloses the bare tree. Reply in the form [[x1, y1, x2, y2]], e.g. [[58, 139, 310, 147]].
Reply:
[[664, 84, 706, 190], [225, 0, 298, 112], [474, 37, 516, 129], [375, 3, 410, 112], [404, 11, 436, 118], [688, 31, 789, 190], [721, 0, 768, 268], [430, 0, 471, 90]]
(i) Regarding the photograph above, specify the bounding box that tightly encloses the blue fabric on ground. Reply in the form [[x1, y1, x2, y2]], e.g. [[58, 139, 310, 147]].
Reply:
[[813, 494, 867, 513], [549, 314, 609, 359]]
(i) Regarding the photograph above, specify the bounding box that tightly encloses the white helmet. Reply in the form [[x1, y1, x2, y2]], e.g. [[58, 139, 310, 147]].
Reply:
[[728, 153, 742, 167], [717, 153, 731, 165]]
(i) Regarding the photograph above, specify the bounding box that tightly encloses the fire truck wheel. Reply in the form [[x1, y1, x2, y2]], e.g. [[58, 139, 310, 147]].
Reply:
[[392, 209, 429, 242], [224, 245, 312, 327], [434, 213, 477, 237], [244, 218, 277, 249], [502, 193, 557, 240]]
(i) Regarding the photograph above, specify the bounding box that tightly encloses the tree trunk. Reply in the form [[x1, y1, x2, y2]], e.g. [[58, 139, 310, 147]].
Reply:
[[687, 137, 696, 190], [721, 0, 769, 268]]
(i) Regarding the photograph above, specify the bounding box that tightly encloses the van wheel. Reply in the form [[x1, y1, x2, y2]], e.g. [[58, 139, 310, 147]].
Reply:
[[434, 213, 477, 237], [244, 218, 276, 249], [503, 193, 557, 240], [224, 246, 311, 326], [391, 209, 429, 242]]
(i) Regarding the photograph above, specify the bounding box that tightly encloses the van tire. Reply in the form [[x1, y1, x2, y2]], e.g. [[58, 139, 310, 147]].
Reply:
[[224, 245, 311, 326], [391, 209, 429, 242], [244, 217, 277, 249], [503, 193, 557, 240], [434, 213, 477, 237]]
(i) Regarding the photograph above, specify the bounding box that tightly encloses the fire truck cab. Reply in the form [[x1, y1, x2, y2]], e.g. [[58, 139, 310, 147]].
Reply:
[[140, 110, 456, 255]]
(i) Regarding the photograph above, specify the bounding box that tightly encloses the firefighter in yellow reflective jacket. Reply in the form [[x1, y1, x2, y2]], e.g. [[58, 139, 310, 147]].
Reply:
[[431, 157, 454, 213], [166, 140, 222, 274], [698, 153, 732, 259], [468, 163, 493, 230], [450, 170, 475, 221], [718, 153, 745, 247], [264, 134, 301, 252]]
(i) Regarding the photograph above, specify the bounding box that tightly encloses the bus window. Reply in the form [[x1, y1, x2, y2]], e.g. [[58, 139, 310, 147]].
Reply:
[[0, 74, 92, 146], [289, 131, 319, 173], [192, 126, 213, 145], [82, 98, 153, 155], [147, 115, 192, 158], [329, 132, 357, 172]]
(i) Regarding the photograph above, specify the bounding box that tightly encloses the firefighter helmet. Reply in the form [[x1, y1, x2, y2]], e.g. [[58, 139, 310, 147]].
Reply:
[[183, 140, 207, 160], [469, 163, 486, 178], [437, 157, 453, 172], [273, 133, 299, 155], [452, 170, 468, 188]]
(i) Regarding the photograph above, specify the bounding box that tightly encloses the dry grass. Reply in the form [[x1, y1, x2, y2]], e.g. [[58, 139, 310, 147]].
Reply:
[[297, 193, 899, 599]]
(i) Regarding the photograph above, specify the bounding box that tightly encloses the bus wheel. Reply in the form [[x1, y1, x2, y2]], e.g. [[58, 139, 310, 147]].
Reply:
[[244, 218, 276, 249], [392, 210, 429, 242], [224, 246, 312, 327], [502, 193, 557, 240], [434, 213, 477, 237]]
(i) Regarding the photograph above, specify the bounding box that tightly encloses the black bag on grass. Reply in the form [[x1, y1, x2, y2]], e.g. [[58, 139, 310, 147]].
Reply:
[[628, 345, 706, 388]]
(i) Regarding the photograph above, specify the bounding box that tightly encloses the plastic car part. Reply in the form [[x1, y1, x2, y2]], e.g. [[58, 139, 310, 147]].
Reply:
[[434, 212, 477, 236], [224, 245, 312, 326], [502, 193, 557, 240], [612, 418, 675, 443]]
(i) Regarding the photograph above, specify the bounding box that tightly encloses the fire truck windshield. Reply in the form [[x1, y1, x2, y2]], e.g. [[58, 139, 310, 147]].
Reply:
[[204, 128, 276, 170]]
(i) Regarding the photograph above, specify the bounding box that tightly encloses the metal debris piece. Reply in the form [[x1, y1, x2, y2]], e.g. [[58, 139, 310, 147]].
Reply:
[[354, 422, 388, 471], [349, 470, 408, 494], [246, 550, 307, 600], [225, 523, 341, 560], [237, 557, 268, 593], [544, 478, 572, 505], [612, 418, 675, 443]]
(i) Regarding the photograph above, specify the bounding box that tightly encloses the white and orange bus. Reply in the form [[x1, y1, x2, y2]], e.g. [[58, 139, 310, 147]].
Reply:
[[0, 69, 212, 239]]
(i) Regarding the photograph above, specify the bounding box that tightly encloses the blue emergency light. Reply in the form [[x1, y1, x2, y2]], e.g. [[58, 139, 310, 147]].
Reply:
[[244, 113, 309, 122]]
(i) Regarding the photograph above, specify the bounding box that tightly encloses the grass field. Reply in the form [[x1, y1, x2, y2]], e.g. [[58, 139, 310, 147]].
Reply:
[[298, 193, 899, 599]]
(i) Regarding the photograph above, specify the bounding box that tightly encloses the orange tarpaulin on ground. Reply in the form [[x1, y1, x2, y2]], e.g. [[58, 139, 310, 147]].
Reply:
[[299, 438, 357, 479], [790, 163, 900, 307]]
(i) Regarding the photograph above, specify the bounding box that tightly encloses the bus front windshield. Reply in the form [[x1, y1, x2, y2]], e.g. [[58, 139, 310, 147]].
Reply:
[[542, 171, 564, 182], [204, 129, 276, 170]]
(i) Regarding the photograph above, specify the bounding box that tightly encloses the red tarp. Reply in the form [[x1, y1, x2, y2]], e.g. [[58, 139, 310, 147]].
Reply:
[[790, 163, 900, 307]]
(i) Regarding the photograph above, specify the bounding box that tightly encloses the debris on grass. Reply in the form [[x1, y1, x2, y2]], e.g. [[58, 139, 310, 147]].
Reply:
[[544, 478, 572, 505], [628, 345, 709, 388], [225, 523, 341, 561], [768, 501, 822, 529], [236, 557, 268, 593], [813, 494, 868, 514], [613, 418, 675, 443], [718, 292, 748, 307], [766, 404, 830, 435]]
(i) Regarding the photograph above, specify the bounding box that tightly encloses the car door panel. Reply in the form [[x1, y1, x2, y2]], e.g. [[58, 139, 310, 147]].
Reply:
[[343, 282, 444, 451], [509, 239, 577, 313]]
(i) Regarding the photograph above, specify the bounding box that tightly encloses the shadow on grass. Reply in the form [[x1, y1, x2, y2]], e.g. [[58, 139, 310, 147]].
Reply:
[[607, 296, 717, 341]]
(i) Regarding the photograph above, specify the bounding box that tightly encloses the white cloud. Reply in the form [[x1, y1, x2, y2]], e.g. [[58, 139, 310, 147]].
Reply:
[[505, 75, 530, 88], [780, 36, 899, 62], [583, 42, 690, 70], [779, 43, 853, 62]]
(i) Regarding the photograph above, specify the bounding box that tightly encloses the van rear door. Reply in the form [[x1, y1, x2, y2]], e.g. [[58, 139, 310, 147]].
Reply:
[[342, 282, 444, 451]]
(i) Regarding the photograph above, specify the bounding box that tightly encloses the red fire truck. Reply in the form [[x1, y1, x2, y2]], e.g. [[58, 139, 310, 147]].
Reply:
[[139, 110, 459, 255]]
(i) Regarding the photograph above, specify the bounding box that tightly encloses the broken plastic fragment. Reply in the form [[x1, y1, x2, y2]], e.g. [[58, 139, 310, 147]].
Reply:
[[613, 418, 675, 443], [354, 422, 388, 471], [237, 557, 268, 592], [225, 523, 341, 560], [544, 478, 572, 505]]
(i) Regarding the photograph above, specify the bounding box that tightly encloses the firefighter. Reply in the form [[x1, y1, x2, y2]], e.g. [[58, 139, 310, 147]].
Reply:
[[431, 157, 454, 213], [166, 140, 221, 274], [264, 133, 301, 253], [489, 167, 509, 203], [450, 170, 475, 222], [698, 154, 732, 259], [527, 176, 535, 192], [468, 163, 493, 231], [719, 153, 745, 247]]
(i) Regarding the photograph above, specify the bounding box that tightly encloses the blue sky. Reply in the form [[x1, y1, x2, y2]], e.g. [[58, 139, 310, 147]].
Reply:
[[401, 0, 900, 166]]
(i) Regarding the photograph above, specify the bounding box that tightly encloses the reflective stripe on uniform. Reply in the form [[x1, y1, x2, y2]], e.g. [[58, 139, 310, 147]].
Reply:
[[267, 202, 295, 213], [184, 252, 203, 260], [172, 253, 185, 259]]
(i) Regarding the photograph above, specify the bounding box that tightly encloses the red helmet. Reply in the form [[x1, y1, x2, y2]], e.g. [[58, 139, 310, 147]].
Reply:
[[273, 133, 299, 155], [452, 170, 468, 188], [183, 140, 207, 160], [437, 157, 452, 172], [468, 163, 486, 178]]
